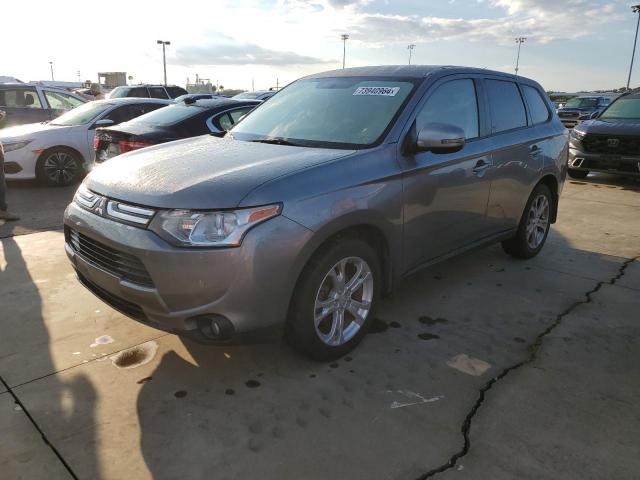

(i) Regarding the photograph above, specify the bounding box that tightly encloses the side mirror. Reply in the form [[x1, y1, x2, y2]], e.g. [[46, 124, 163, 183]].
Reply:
[[416, 123, 466, 154], [91, 119, 114, 129]]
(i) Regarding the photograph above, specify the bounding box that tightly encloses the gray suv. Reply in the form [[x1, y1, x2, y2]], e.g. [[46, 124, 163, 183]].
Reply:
[[64, 66, 568, 360]]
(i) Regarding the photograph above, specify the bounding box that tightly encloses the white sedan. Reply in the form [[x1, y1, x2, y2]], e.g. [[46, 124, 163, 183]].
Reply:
[[0, 98, 172, 186]]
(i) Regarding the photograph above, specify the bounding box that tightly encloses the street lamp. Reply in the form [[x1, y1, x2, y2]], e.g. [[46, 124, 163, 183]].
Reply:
[[627, 5, 640, 90], [49, 61, 54, 81], [407, 44, 416, 65], [157, 40, 171, 85], [341, 34, 350, 69], [514, 37, 526, 75]]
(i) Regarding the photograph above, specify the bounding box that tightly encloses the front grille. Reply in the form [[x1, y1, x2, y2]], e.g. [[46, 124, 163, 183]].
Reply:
[[67, 228, 154, 287], [77, 272, 147, 321], [582, 134, 640, 156], [559, 112, 578, 119]]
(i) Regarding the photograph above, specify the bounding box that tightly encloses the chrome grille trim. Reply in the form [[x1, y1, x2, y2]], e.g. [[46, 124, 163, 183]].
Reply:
[[106, 201, 154, 225], [74, 186, 155, 228]]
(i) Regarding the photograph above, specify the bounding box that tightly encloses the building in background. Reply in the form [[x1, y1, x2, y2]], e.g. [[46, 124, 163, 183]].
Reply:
[[98, 72, 127, 89]]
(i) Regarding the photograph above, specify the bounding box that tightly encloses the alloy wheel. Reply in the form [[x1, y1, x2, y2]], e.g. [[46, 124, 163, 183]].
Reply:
[[313, 256, 374, 346], [526, 194, 550, 250], [43, 152, 78, 185]]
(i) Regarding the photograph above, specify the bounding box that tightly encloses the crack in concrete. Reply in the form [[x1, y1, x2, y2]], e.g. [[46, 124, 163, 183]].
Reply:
[[0, 374, 78, 480], [417, 256, 639, 479]]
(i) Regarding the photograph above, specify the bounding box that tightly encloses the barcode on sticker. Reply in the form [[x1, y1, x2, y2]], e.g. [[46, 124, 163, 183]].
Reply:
[[353, 86, 400, 96]]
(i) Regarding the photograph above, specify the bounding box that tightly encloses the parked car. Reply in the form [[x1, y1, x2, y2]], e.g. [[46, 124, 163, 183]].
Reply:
[[568, 92, 640, 179], [556, 96, 613, 128], [233, 90, 276, 101], [174, 93, 222, 103], [108, 85, 188, 100], [0, 83, 87, 129], [0, 98, 171, 186], [94, 98, 260, 162], [65, 66, 567, 360]]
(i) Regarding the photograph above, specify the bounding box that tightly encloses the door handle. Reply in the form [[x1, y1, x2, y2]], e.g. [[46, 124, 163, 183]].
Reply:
[[472, 159, 491, 176]]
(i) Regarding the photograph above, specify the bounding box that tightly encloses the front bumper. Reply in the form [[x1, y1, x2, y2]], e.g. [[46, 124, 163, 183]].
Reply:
[[569, 146, 640, 177], [2, 149, 38, 180], [64, 202, 314, 340]]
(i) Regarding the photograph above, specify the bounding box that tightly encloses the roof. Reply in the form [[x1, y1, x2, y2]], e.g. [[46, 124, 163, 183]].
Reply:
[[185, 98, 261, 109], [97, 98, 173, 106], [304, 65, 538, 84]]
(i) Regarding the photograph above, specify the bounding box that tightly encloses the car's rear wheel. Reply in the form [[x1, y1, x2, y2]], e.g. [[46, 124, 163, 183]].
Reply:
[[502, 184, 552, 259], [286, 237, 381, 361], [568, 169, 589, 179], [36, 147, 83, 187]]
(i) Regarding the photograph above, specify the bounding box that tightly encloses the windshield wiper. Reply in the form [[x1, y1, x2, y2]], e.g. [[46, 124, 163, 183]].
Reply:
[[250, 137, 302, 147]]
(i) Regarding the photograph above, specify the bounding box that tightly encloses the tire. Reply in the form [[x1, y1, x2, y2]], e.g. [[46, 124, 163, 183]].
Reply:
[[502, 184, 553, 259], [286, 237, 382, 361], [567, 169, 589, 179], [36, 147, 83, 187]]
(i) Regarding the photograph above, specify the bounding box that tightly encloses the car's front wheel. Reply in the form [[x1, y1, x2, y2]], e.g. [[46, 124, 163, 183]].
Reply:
[[36, 147, 83, 187], [502, 183, 553, 259], [286, 237, 381, 361], [568, 169, 589, 179]]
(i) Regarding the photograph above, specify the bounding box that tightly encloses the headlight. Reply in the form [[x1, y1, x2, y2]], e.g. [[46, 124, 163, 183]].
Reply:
[[154, 204, 281, 247], [570, 129, 585, 141], [2, 139, 32, 153]]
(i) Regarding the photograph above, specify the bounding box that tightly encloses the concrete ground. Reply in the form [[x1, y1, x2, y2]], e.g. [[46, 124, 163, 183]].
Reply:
[[1, 174, 639, 480]]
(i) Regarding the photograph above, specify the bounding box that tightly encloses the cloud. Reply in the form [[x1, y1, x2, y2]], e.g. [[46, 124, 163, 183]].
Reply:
[[173, 41, 334, 67], [346, 0, 621, 45]]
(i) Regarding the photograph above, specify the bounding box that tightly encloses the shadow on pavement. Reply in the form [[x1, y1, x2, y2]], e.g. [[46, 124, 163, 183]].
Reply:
[[0, 224, 99, 478]]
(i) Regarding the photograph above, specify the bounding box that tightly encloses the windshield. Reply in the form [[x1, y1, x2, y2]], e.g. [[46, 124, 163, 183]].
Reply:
[[230, 77, 415, 148], [128, 104, 198, 126], [50, 101, 113, 126], [564, 97, 599, 108], [599, 98, 640, 120]]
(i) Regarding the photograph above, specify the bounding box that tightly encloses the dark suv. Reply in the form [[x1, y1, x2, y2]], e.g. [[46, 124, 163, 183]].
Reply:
[[108, 85, 188, 100], [557, 96, 613, 128], [569, 93, 640, 179]]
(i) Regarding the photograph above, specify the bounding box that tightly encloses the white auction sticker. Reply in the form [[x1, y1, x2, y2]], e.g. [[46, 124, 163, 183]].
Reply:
[[353, 86, 400, 96]]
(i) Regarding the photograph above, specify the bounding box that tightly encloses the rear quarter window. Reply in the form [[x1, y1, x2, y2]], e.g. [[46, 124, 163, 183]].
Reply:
[[522, 85, 550, 125], [485, 79, 527, 133]]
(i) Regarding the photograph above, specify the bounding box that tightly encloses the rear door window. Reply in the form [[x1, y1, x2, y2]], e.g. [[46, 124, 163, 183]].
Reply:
[[126, 87, 149, 98], [0, 88, 44, 109], [166, 86, 186, 98], [149, 87, 169, 99], [522, 85, 550, 125], [44, 91, 84, 112], [416, 79, 479, 139], [485, 79, 527, 133]]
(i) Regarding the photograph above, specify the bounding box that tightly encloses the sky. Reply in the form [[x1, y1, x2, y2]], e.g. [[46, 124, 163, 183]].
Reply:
[[1, 0, 637, 92]]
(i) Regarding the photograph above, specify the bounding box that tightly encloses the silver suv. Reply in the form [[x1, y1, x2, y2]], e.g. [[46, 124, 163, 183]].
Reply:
[[64, 66, 568, 360]]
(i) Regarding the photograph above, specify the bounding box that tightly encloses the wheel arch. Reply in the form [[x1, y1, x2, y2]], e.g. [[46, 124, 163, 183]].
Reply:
[[536, 174, 559, 223]]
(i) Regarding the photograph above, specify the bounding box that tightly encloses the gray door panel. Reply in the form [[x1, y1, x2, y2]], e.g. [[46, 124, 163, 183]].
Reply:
[[402, 139, 493, 269]]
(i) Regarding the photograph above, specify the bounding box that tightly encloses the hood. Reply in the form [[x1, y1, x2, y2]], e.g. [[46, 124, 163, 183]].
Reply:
[[575, 118, 640, 136], [86, 134, 355, 209], [0, 122, 66, 140]]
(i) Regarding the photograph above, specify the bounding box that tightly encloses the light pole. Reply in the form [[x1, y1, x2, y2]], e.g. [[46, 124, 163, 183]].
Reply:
[[407, 44, 416, 65], [341, 34, 350, 69], [627, 5, 640, 90], [49, 61, 54, 81], [156, 40, 171, 85], [514, 37, 526, 75]]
